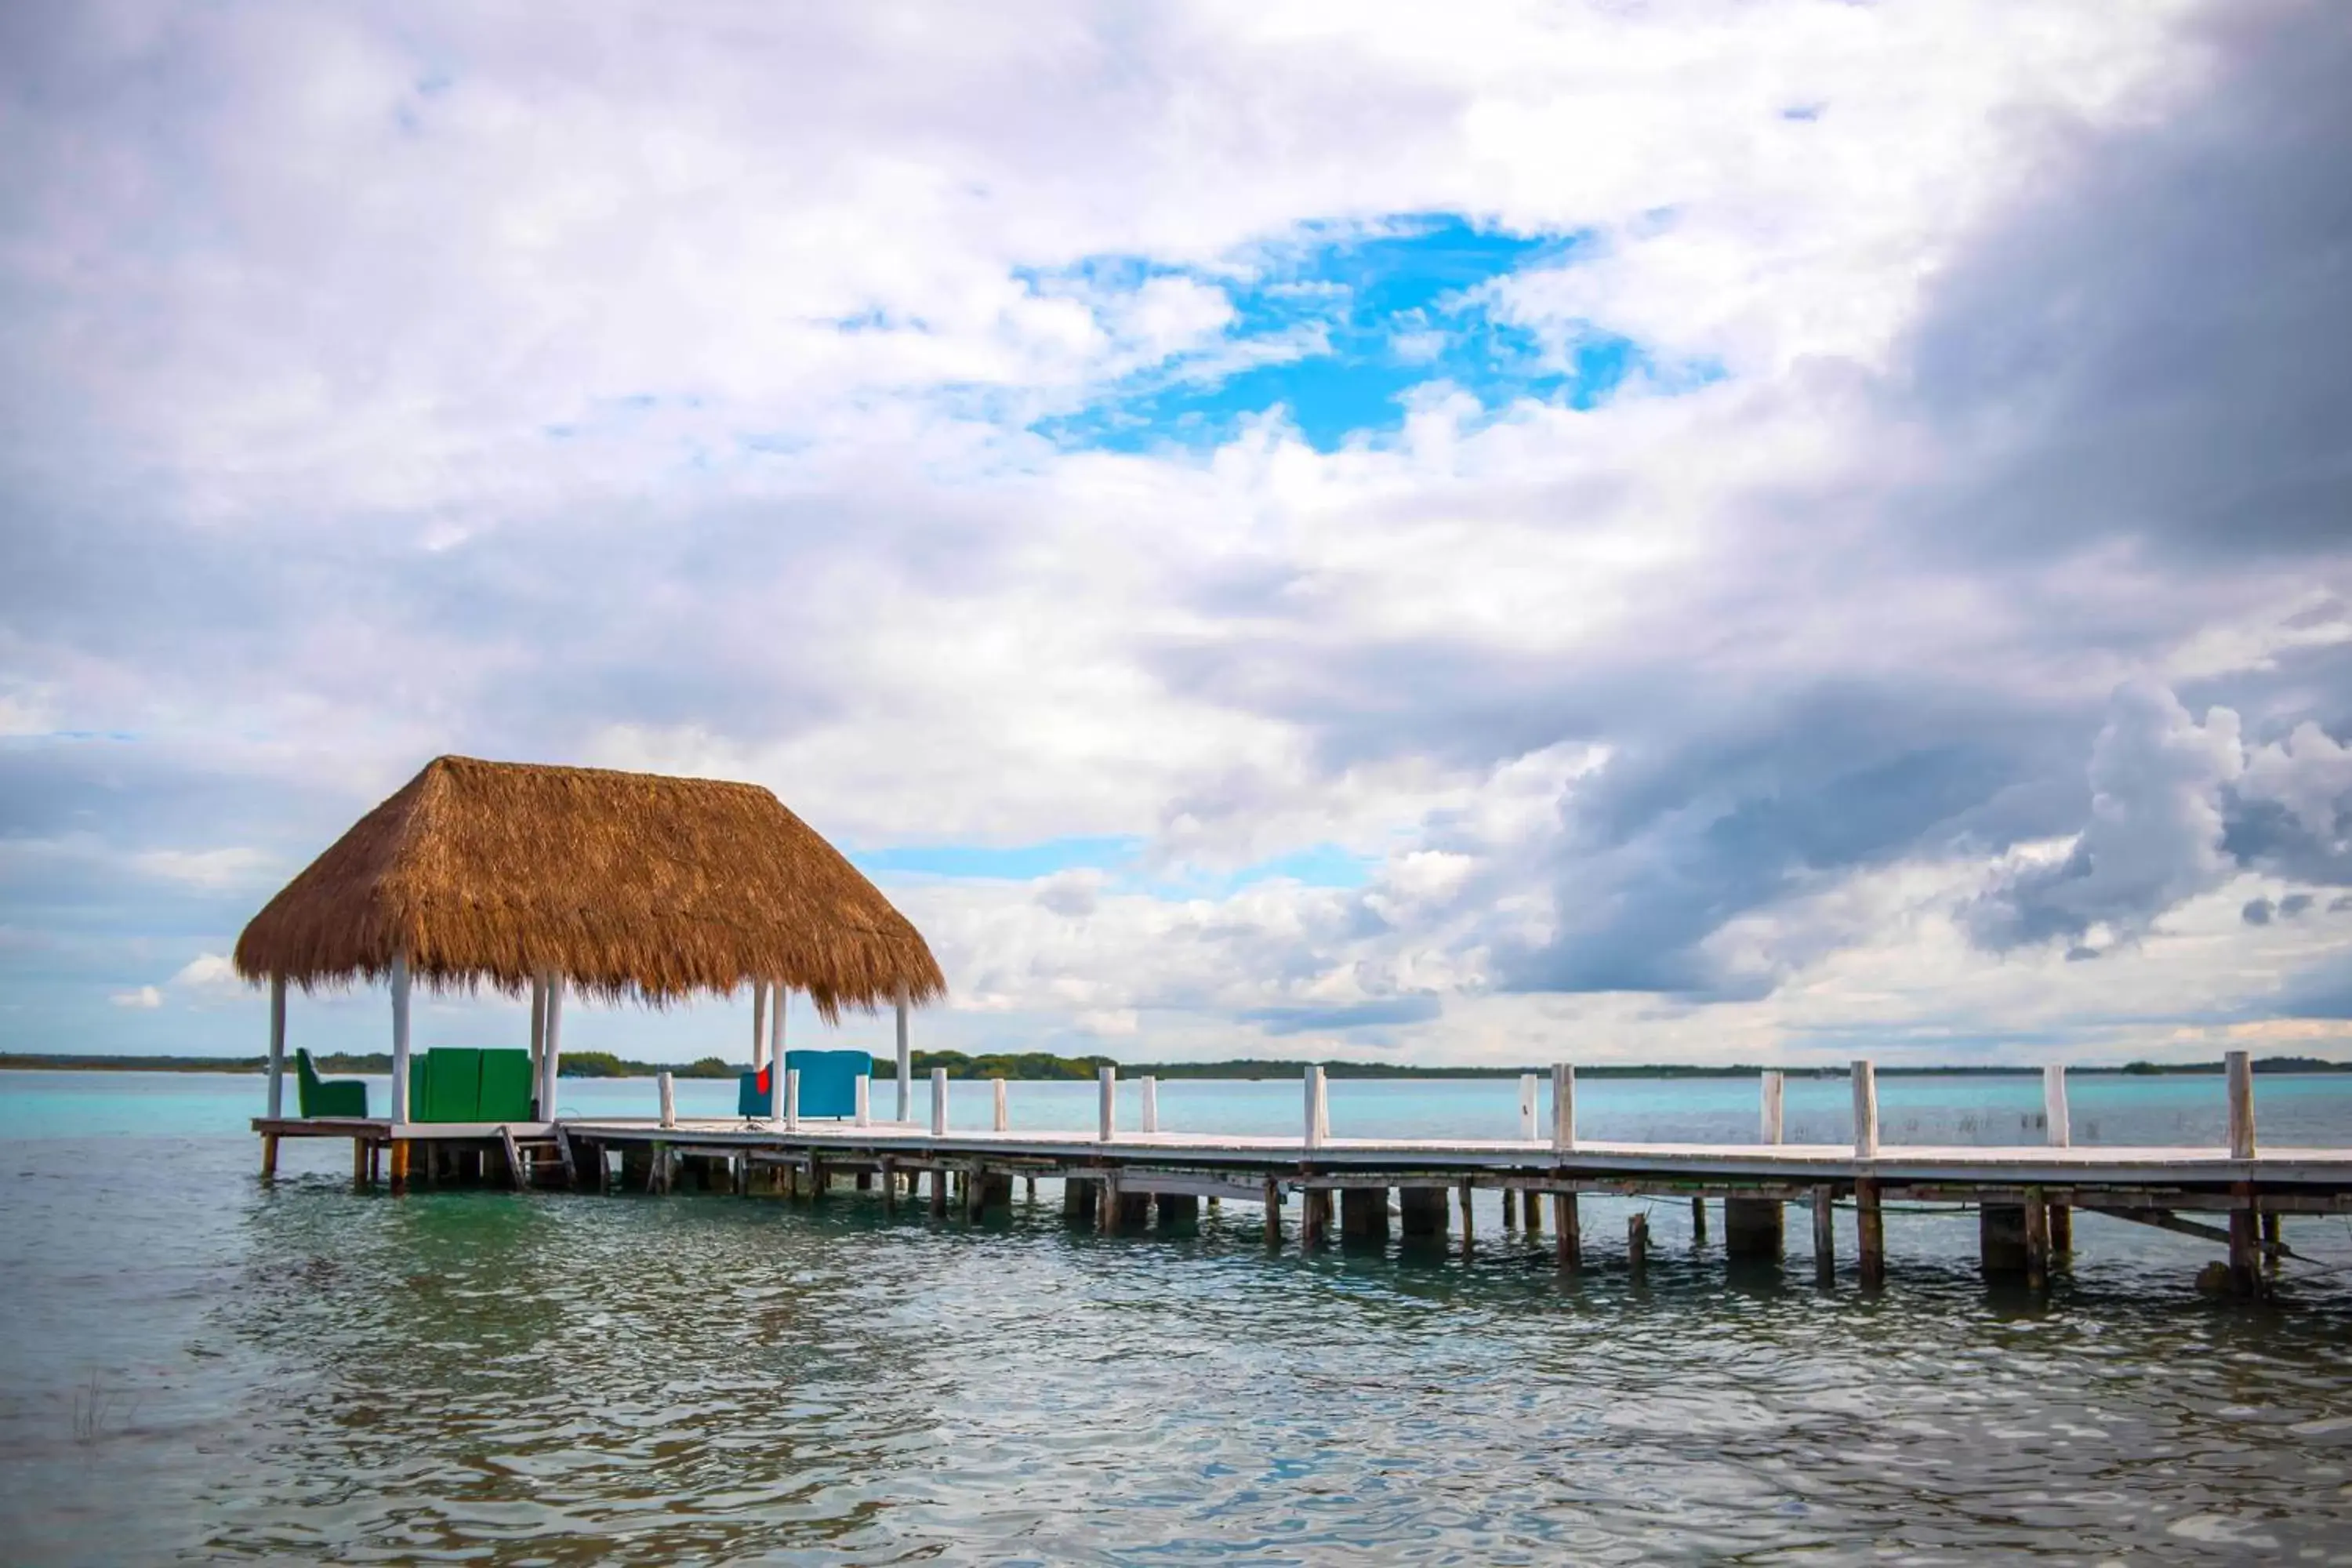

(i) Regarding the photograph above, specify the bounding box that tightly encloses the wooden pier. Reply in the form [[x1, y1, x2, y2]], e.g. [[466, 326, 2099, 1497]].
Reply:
[[256, 1052, 2350, 1298]]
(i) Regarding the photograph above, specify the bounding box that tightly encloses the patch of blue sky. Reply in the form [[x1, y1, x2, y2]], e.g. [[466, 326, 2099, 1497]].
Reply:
[[1029, 212, 1709, 454], [855, 836, 1143, 881], [855, 835, 1374, 895]]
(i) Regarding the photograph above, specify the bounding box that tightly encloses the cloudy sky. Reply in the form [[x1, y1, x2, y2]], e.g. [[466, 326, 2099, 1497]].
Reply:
[[4, 0, 2348, 1068]]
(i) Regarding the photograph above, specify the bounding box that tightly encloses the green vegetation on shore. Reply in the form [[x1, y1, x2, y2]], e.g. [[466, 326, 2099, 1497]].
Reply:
[[5, 1050, 2347, 1080]]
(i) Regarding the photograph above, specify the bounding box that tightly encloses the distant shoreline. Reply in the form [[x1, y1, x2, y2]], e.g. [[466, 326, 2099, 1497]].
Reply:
[[5, 1051, 2347, 1080]]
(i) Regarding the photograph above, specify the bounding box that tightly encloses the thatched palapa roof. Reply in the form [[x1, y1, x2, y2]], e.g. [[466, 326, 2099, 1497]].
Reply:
[[234, 755, 946, 1019]]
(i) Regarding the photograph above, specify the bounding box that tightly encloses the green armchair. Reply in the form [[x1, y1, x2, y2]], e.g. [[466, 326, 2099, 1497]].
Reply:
[[294, 1048, 369, 1119]]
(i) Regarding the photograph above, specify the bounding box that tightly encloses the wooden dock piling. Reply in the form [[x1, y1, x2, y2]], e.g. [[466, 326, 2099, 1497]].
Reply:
[[1399, 1185, 1448, 1240], [1341, 1186, 1389, 1243], [1857, 1178, 1886, 1289], [1555, 1192, 1579, 1272], [1725, 1198, 1783, 1261], [1628, 1212, 1649, 1281], [1811, 1187, 1835, 1286]]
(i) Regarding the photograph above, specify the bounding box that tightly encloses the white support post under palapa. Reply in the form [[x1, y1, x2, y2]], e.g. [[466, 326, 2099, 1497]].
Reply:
[[770, 981, 786, 1071], [266, 974, 287, 1120], [540, 974, 564, 1123], [751, 980, 768, 1073], [1851, 1058, 1878, 1160], [1098, 1065, 1117, 1142], [389, 953, 412, 1125], [2044, 1063, 2071, 1149], [930, 1066, 948, 1138], [528, 977, 546, 1087], [1761, 1069, 1784, 1145], [1552, 1062, 1575, 1154], [993, 1078, 1009, 1133], [1141, 1074, 1159, 1135], [1519, 1073, 1538, 1142], [895, 1000, 912, 1123]]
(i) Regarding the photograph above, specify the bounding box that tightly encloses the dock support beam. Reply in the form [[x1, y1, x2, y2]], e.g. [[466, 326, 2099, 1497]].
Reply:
[[1983, 1202, 2028, 1279], [1262, 1180, 1282, 1247], [1301, 1185, 1332, 1247], [1691, 1196, 1708, 1246], [1399, 1186, 1448, 1242], [1457, 1181, 1475, 1252], [1725, 1198, 1783, 1262], [1555, 1192, 1579, 1272], [1857, 1178, 1886, 1289], [1157, 1192, 1199, 1232], [1523, 1185, 1543, 1237], [1811, 1187, 1835, 1286], [1341, 1186, 1389, 1243], [1628, 1212, 1649, 1281]]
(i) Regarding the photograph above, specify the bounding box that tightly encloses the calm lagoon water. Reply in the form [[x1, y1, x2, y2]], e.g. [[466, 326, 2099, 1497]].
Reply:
[[5, 1069, 2352, 1564]]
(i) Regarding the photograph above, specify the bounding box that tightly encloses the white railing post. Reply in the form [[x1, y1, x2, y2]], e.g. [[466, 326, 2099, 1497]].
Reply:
[[2043, 1063, 2070, 1149], [2227, 1051, 2256, 1160], [657, 1070, 676, 1130], [993, 1078, 1009, 1133], [388, 953, 412, 1124], [1519, 1072, 1538, 1141], [1304, 1065, 1327, 1151], [1098, 1065, 1117, 1141], [1761, 1069, 1784, 1145], [1552, 1062, 1575, 1154], [855, 1074, 871, 1128], [1851, 1059, 1878, 1159], [265, 974, 287, 1120], [1141, 1074, 1159, 1134], [930, 1066, 948, 1138], [784, 1067, 801, 1133]]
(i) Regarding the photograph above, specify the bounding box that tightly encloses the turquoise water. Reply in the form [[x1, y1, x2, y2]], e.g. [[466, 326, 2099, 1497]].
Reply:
[[5, 1070, 2352, 1563]]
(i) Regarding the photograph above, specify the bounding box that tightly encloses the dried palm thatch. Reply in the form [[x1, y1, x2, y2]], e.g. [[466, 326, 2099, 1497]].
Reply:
[[233, 755, 946, 1020]]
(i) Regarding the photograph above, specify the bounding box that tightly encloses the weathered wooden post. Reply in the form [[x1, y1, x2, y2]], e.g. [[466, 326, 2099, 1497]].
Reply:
[[1857, 1178, 1886, 1289], [1262, 1178, 1282, 1246], [1458, 1180, 1476, 1253], [2044, 1063, 2073, 1252], [784, 1068, 801, 1133], [993, 1078, 1008, 1133], [1341, 1187, 1389, 1243], [1399, 1186, 1448, 1241], [1141, 1075, 1159, 1134], [1098, 1065, 1117, 1142], [930, 1067, 949, 1138], [1552, 1062, 1576, 1153], [1761, 1069, 1784, 1145], [658, 1070, 676, 1130], [1852, 1059, 1878, 1159], [1524, 1180, 1543, 1236], [1811, 1187, 1835, 1287], [1628, 1212, 1649, 1282], [2227, 1050, 2259, 1294], [1519, 1073, 1538, 1141], [1303, 1065, 1327, 1151], [1555, 1191, 1579, 1272], [2024, 1186, 2051, 1291], [855, 1075, 871, 1128], [1691, 1197, 1708, 1244]]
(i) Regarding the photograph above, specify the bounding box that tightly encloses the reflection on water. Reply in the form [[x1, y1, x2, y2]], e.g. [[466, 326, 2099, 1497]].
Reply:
[[5, 1078, 2352, 1563]]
